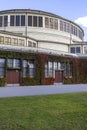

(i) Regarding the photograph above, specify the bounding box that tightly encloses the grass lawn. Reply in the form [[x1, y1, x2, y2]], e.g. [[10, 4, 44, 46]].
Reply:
[[0, 93, 87, 130]]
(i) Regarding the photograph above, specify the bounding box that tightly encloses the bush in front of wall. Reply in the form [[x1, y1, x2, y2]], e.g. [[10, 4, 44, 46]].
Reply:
[[20, 77, 40, 86], [0, 78, 6, 87], [42, 77, 55, 85]]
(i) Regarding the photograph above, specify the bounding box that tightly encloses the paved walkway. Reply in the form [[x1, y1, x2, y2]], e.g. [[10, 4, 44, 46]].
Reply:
[[0, 84, 87, 97], [0, 84, 87, 98]]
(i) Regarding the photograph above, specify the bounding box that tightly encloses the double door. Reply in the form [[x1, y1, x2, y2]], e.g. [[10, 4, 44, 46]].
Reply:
[[7, 70, 20, 84], [55, 70, 63, 83]]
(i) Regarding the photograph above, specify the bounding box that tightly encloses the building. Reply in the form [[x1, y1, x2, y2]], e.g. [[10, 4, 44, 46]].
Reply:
[[0, 9, 87, 86]]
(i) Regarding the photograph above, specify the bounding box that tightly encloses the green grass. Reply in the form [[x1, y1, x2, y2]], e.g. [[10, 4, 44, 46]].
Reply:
[[0, 93, 87, 130]]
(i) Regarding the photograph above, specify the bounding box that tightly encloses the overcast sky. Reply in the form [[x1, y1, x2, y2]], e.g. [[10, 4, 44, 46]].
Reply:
[[0, 0, 87, 40]]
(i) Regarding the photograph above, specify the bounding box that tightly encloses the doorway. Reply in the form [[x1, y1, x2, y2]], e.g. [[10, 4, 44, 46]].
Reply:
[[7, 70, 20, 84], [55, 70, 63, 83]]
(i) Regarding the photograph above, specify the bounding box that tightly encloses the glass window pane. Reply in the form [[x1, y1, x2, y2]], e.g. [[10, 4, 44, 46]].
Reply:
[[14, 59, 20, 68], [49, 61, 53, 68], [0, 58, 5, 77], [38, 17, 43, 27], [29, 60, 34, 68], [0, 36, 4, 44], [4, 37, 11, 45], [11, 38, 18, 46], [23, 68, 27, 77], [33, 16, 37, 27], [54, 19, 58, 30], [70, 47, 75, 53], [69, 63, 73, 77], [76, 47, 80, 53], [0, 68, 5, 77], [21, 15, 25, 26], [49, 69, 53, 77], [23, 60, 28, 67], [0, 16, 3, 27], [48, 61, 53, 77], [29, 60, 35, 77], [54, 62, 58, 70], [29, 68, 35, 77], [58, 62, 61, 70], [18, 39, 25, 46], [60, 20, 63, 31], [7, 59, 13, 68], [28, 16, 32, 26], [4, 16, 8, 27], [84, 47, 87, 54], [16, 15, 20, 26], [45, 17, 49, 28], [0, 58, 5, 67], [50, 18, 53, 29], [10, 15, 14, 26]]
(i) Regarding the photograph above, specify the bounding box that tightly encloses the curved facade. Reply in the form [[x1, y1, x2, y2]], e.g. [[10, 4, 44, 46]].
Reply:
[[0, 9, 87, 86], [0, 9, 85, 54]]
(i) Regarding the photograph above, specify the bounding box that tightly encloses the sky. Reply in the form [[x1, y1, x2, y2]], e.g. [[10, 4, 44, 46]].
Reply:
[[0, 0, 87, 40]]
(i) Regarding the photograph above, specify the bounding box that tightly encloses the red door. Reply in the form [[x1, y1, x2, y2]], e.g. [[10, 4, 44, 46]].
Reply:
[[7, 70, 20, 84], [55, 70, 63, 83]]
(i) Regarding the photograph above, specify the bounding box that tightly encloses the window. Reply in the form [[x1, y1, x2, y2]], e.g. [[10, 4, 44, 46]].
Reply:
[[63, 22, 66, 32], [10, 15, 15, 26], [4, 16, 8, 26], [23, 60, 28, 77], [45, 17, 49, 28], [4, 37, 11, 45], [21, 15, 25, 26], [69, 63, 73, 77], [62, 62, 73, 77], [76, 47, 80, 53], [49, 61, 54, 77], [84, 47, 87, 54], [70, 47, 75, 53], [16, 15, 20, 26], [45, 62, 49, 77], [60, 20, 63, 31], [70, 47, 80, 54], [0, 58, 5, 77], [50, 18, 54, 29], [14, 59, 20, 68], [28, 41, 32, 47], [54, 19, 58, 30], [7, 59, 20, 68], [33, 42, 36, 47], [79, 30, 83, 40], [45, 17, 58, 30], [45, 61, 54, 77], [7, 59, 13, 68], [23, 60, 28, 68], [28, 16, 32, 26], [28, 41, 36, 47], [54, 62, 58, 70], [0, 16, 3, 27], [71, 25, 74, 35], [64, 63, 68, 77], [29, 60, 35, 77], [38, 17, 43, 27], [66, 23, 70, 33], [18, 39, 25, 46], [33, 16, 37, 27], [22, 60, 35, 77], [0, 36, 4, 44], [11, 38, 18, 46]]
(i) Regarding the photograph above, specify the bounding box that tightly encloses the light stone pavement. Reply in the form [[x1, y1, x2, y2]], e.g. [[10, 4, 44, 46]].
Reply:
[[0, 84, 87, 98]]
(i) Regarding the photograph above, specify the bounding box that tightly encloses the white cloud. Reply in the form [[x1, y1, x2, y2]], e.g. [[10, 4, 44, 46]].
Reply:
[[75, 16, 87, 27]]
